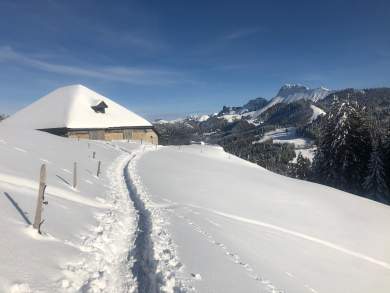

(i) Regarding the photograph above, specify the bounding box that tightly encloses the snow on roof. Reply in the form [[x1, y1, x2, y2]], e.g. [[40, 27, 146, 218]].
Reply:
[[4, 84, 152, 129]]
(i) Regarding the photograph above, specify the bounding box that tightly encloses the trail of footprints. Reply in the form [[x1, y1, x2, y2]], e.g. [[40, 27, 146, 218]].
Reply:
[[162, 199, 285, 293]]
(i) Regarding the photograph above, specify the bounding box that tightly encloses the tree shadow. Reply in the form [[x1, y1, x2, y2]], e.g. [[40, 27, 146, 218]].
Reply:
[[3, 192, 31, 225]]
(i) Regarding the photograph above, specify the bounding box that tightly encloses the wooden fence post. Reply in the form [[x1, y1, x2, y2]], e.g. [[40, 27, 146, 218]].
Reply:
[[92, 151, 96, 159], [73, 162, 77, 188], [97, 161, 101, 177], [33, 164, 47, 234]]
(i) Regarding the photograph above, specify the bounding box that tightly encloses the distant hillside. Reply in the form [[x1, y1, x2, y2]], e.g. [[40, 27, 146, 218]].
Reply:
[[317, 87, 390, 125], [154, 83, 330, 144]]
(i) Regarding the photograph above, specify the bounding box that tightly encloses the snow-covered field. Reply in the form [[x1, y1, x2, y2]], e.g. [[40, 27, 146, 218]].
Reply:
[[134, 145, 390, 293], [256, 127, 313, 148], [0, 124, 390, 293]]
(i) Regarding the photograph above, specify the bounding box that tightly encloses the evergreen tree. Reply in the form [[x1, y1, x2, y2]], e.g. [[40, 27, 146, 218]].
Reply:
[[364, 138, 389, 202], [290, 152, 311, 180], [312, 98, 372, 193]]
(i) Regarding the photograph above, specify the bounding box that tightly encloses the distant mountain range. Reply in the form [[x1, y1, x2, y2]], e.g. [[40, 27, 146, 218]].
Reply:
[[155, 83, 331, 126], [154, 84, 390, 145]]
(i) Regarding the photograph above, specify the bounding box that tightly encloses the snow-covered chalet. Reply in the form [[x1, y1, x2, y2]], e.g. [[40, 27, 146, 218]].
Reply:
[[4, 84, 159, 144]]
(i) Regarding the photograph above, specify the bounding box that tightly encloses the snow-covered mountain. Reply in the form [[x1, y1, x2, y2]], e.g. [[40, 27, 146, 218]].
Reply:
[[276, 84, 331, 103], [252, 84, 331, 118], [155, 84, 330, 126], [155, 114, 210, 125], [215, 84, 331, 122]]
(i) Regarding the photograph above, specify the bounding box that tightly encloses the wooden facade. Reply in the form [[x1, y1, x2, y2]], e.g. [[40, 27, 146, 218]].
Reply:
[[41, 127, 159, 144]]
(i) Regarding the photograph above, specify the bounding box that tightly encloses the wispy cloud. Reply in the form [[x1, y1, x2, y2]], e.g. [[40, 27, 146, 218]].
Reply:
[[224, 27, 267, 40], [95, 28, 168, 52], [0, 46, 185, 85]]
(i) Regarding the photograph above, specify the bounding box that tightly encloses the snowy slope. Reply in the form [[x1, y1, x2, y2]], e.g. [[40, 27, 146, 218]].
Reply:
[[256, 127, 313, 147], [277, 84, 331, 103], [133, 145, 390, 293], [221, 85, 331, 122], [0, 125, 143, 292], [250, 85, 331, 119], [310, 105, 326, 122], [3, 84, 151, 130], [1, 122, 390, 293]]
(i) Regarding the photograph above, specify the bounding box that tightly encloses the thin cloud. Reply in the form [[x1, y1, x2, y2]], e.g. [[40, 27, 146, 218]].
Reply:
[[95, 28, 168, 52], [224, 27, 267, 40], [0, 46, 184, 85]]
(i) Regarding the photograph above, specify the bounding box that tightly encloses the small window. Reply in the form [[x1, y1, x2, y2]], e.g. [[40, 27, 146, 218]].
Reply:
[[91, 101, 108, 113]]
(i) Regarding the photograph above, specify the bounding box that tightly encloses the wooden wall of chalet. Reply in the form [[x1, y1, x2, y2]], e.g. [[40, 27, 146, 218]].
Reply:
[[67, 128, 158, 144]]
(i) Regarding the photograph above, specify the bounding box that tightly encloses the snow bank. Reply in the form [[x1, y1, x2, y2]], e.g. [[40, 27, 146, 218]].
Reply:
[[134, 144, 390, 293]]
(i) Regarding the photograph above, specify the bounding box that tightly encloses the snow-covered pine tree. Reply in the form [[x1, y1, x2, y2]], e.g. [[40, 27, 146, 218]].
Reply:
[[312, 97, 371, 193], [312, 95, 339, 184], [295, 152, 311, 180], [364, 137, 389, 202]]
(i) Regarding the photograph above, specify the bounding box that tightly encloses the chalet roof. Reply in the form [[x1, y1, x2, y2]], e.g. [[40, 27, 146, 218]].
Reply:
[[3, 84, 152, 129]]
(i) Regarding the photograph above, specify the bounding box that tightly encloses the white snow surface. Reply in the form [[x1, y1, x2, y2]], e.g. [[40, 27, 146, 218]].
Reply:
[[3, 84, 152, 130], [279, 85, 331, 103], [256, 127, 313, 148], [310, 105, 326, 123], [1, 122, 390, 293], [0, 125, 141, 292], [293, 148, 317, 162], [217, 113, 242, 123], [134, 144, 390, 293]]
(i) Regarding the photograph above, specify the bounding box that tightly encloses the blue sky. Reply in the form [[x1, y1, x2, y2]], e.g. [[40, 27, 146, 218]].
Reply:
[[0, 0, 389, 120]]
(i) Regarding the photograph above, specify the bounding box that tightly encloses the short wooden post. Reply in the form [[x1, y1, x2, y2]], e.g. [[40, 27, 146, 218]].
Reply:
[[92, 151, 96, 159], [97, 161, 101, 177], [33, 164, 47, 233], [73, 162, 77, 188]]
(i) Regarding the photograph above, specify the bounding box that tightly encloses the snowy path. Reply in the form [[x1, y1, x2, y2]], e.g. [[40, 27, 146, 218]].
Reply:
[[60, 152, 138, 292], [124, 154, 160, 293], [118, 143, 190, 292]]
